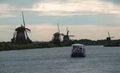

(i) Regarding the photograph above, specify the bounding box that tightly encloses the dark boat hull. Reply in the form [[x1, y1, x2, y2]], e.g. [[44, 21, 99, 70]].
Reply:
[[71, 53, 85, 57]]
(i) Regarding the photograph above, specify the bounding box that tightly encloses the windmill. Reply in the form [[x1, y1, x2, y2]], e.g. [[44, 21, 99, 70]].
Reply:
[[52, 24, 61, 45], [11, 12, 32, 44], [106, 32, 114, 41], [61, 27, 74, 42]]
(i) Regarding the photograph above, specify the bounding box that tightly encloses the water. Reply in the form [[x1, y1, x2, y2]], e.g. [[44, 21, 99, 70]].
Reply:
[[0, 46, 120, 73]]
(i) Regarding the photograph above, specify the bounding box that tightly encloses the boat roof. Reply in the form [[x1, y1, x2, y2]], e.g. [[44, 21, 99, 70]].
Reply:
[[72, 44, 84, 47]]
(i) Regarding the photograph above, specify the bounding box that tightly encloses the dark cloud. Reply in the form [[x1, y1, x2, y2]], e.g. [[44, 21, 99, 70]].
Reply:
[[103, 0, 120, 4]]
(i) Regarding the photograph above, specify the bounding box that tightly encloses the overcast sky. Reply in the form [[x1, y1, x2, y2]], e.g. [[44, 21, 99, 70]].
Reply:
[[0, 0, 120, 41]]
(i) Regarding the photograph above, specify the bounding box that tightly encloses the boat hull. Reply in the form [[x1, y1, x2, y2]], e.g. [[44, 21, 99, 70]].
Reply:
[[71, 52, 85, 57]]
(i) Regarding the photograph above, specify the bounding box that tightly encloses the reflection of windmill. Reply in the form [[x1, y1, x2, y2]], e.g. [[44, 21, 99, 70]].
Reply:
[[11, 12, 32, 44], [52, 24, 62, 45], [61, 27, 74, 42], [106, 32, 114, 41]]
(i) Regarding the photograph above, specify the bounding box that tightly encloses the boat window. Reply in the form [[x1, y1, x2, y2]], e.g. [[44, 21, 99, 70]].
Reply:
[[72, 46, 82, 52]]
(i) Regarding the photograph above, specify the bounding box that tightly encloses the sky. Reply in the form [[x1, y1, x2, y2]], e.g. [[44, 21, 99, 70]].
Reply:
[[0, 0, 120, 41]]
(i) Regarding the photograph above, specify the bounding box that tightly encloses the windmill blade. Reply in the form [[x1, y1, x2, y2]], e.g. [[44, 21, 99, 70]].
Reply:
[[108, 32, 110, 37], [22, 11, 26, 27], [66, 27, 69, 35], [25, 28, 31, 32], [111, 36, 114, 38], [13, 32, 16, 39], [25, 30, 29, 38], [57, 24, 60, 33], [66, 27, 68, 31], [60, 33, 65, 36], [69, 35, 75, 37]]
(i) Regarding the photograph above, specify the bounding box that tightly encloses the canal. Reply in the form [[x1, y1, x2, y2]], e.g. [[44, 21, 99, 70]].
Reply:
[[0, 46, 120, 73]]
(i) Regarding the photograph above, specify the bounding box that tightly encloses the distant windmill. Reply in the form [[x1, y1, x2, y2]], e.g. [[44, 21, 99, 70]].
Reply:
[[61, 27, 74, 42], [52, 24, 61, 45], [11, 12, 32, 44], [106, 32, 114, 41]]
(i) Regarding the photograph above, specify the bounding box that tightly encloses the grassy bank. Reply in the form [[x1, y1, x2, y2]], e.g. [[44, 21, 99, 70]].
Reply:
[[0, 42, 55, 51], [0, 41, 73, 51], [0, 39, 120, 51]]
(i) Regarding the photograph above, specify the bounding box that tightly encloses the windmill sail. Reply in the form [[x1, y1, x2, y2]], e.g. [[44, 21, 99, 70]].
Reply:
[[57, 24, 60, 33], [66, 27, 69, 35], [108, 32, 110, 37], [22, 12, 28, 38], [22, 11, 26, 27]]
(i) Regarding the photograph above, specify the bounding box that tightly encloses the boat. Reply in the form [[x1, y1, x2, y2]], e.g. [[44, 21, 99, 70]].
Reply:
[[71, 44, 86, 57]]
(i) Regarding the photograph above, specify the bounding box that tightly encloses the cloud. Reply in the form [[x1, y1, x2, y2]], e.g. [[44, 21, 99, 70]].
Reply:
[[1, 0, 120, 17], [0, 3, 18, 18], [22, 0, 120, 16]]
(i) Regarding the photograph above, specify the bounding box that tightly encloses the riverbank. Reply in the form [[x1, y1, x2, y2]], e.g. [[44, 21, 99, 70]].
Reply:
[[0, 42, 55, 51], [0, 39, 120, 51], [0, 41, 73, 51]]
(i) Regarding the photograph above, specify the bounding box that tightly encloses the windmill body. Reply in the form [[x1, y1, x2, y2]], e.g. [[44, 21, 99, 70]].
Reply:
[[63, 35, 70, 41], [62, 28, 74, 42], [11, 12, 32, 44], [52, 24, 61, 41], [15, 25, 26, 43], [52, 24, 61, 45], [106, 32, 114, 41], [53, 32, 61, 40], [52, 32, 61, 44]]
